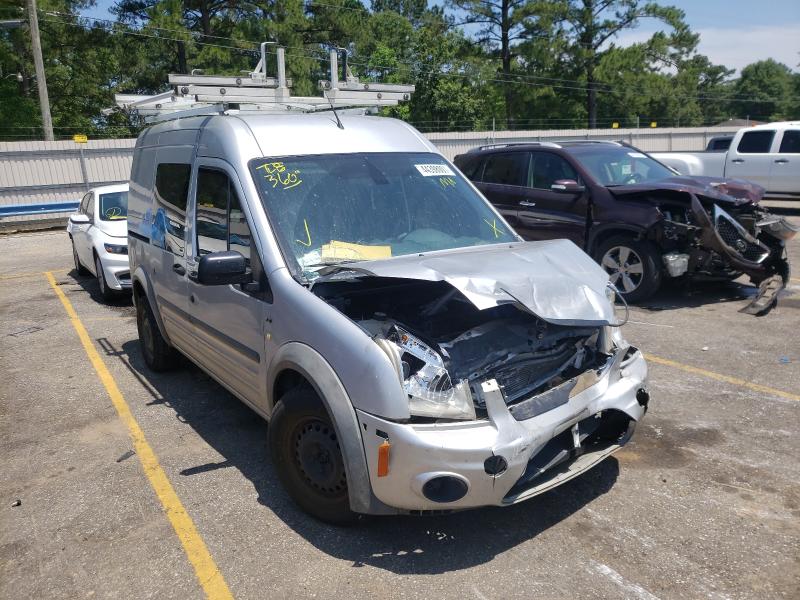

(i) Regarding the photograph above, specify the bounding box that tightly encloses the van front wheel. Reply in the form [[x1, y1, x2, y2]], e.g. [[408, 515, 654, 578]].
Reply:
[[269, 387, 356, 525]]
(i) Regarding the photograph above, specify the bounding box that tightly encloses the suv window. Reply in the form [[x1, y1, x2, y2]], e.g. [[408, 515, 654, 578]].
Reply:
[[85, 193, 94, 219], [779, 130, 800, 153], [482, 152, 528, 186], [737, 131, 775, 153], [155, 163, 190, 256], [456, 155, 484, 180], [530, 153, 579, 190], [196, 168, 252, 264]]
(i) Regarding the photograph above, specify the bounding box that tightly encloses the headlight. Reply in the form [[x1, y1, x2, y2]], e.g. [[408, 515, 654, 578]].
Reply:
[[375, 325, 476, 420], [104, 243, 128, 255]]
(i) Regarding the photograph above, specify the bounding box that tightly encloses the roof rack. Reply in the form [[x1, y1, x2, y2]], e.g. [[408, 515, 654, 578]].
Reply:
[[472, 141, 562, 152], [112, 43, 414, 123]]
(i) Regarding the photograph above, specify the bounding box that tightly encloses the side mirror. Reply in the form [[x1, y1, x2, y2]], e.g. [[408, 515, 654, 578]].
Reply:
[[550, 179, 585, 194], [196, 251, 251, 286], [69, 213, 90, 224]]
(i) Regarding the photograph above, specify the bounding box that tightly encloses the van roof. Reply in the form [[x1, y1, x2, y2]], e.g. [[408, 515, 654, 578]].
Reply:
[[144, 112, 439, 158], [750, 121, 800, 130]]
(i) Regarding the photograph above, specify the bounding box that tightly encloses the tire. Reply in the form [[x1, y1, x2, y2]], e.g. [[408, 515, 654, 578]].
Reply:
[[595, 236, 662, 303], [94, 253, 117, 302], [72, 241, 89, 275], [269, 387, 356, 525], [136, 293, 179, 372]]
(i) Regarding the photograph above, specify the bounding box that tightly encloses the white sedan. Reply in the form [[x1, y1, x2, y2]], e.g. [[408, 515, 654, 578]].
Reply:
[[67, 184, 131, 301]]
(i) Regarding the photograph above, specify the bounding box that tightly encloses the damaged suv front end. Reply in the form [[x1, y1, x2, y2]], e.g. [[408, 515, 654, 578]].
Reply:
[[612, 177, 796, 313]]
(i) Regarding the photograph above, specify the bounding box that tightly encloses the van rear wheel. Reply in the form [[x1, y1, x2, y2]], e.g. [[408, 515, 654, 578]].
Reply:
[[136, 294, 179, 371], [269, 387, 356, 525]]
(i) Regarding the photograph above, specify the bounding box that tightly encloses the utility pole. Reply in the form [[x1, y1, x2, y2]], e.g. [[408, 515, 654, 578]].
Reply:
[[26, 0, 53, 141]]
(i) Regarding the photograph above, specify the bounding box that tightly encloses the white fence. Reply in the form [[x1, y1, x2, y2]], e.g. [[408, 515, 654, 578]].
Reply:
[[0, 125, 739, 224]]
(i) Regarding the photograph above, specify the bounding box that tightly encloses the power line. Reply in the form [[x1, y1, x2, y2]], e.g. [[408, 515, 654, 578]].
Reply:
[[17, 9, 790, 107]]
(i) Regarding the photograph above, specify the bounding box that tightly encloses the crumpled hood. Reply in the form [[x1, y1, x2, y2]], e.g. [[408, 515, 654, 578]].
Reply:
[[318, 240, 614, 326], [609, 176, 764, 206]]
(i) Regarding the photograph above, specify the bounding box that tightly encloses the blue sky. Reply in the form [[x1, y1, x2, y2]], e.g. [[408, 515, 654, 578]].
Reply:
[[82, 0, 800, 73]]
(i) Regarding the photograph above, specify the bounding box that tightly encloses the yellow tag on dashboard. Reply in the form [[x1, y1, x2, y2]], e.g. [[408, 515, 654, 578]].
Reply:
[[320, 240, 392, 262]]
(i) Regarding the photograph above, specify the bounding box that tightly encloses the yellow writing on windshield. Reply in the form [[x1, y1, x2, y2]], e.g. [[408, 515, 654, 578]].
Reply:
[[484, 218, 504, 239], [439, 176, 456, 188], [296, 218, 312, 247], [256, 162, 303, 190]]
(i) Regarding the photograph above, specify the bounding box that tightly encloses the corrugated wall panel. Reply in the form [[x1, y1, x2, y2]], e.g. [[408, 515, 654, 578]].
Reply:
[[0, 128, 740, 221]]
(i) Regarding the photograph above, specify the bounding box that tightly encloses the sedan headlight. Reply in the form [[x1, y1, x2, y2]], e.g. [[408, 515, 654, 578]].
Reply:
[[374, 325, 476, 420], [104, 243, 128, 255]]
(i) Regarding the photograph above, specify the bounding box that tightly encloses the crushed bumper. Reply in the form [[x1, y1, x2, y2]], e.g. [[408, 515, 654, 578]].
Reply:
[[357, 347, 647, 512]]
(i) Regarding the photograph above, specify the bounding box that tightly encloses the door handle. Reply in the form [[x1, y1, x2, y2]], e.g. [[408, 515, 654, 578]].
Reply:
[[172, 264, 186, 276], [731, 159, 745, 164], [774, 159, 789, 164], [520, 201, 536, 207]]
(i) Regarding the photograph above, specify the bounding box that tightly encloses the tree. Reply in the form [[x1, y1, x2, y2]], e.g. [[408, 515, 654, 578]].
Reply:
[[446, 0, 554, 125], [732, 59, 795, 122], [555, 0, 688, 128]]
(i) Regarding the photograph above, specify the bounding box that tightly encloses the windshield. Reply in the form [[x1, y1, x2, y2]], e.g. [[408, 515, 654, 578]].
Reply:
[[250, 152, 515, 280], [99, 191, 128, 221], [569, 146, 675, 186]]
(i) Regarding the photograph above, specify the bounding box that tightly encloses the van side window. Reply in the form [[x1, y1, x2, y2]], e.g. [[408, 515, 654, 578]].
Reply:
[[155, 163, 191, 256], [195, 168, 252, 265], [737, 131, 775, 154], [482, 152, 529, 186], [778, 130, 800, 153]]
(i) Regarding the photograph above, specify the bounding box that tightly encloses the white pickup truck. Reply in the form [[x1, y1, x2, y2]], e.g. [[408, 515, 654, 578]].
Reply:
[[651, 121, 800, 199]]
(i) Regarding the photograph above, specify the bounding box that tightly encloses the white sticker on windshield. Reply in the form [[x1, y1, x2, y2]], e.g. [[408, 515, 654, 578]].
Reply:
[[415, 163, 455, 177], [627, 152, 646, 158]]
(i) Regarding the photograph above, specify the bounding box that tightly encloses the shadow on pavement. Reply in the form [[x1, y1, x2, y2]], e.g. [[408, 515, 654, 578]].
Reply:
[[97, 336, 620, 575], [67, 267, 133, 307]]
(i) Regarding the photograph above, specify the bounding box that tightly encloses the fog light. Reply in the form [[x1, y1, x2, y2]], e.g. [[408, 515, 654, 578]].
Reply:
[[484, 455, 507, 475], [421, 476, 468, 503]]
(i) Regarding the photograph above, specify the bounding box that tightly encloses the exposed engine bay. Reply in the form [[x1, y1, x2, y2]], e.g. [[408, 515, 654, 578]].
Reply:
[[312, 276, 610, 420]]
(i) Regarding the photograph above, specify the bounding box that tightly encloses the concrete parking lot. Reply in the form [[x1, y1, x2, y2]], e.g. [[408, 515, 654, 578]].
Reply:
[[1, 222, 799, 600]]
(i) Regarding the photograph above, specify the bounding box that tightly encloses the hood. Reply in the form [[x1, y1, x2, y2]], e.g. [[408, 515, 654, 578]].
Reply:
[[96, 217, 128, 238], [316, 240, 614, 326], [609, 176, 764, 206]]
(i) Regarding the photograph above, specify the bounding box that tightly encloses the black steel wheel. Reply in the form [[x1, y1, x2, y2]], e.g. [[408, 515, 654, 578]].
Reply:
[[136, 294, 179, 372], [269, 387, 356, 524]]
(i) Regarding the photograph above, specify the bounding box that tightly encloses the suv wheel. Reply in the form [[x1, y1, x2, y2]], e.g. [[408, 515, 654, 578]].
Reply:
[[595, 236, 661, 303], [136, 294, 179, 371], [72, 241, 88, 275], [269, 387, 356, 525]]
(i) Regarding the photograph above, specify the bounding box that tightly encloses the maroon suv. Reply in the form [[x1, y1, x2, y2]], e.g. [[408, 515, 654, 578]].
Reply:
[[454, 141, 796, 307]]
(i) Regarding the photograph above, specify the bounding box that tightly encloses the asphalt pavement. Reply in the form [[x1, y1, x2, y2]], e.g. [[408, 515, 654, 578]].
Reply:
[[1, 220, 799, 600]]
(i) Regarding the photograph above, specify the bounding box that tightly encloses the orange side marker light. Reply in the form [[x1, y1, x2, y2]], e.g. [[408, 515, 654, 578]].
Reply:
[[377, 440, 391, 477]]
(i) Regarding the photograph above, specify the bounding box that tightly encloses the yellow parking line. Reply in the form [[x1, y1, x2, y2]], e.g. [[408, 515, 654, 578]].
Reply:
[[790, 277, 800, 284], [644, 353, 800, 402], [45, 272, 234, 600]]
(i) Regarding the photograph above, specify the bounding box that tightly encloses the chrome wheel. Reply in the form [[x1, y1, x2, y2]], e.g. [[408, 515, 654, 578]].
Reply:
[[601, 245, 644, 294]]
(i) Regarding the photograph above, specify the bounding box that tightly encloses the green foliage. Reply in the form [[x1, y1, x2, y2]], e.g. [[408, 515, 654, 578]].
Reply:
[[0, 0, 797, 140]]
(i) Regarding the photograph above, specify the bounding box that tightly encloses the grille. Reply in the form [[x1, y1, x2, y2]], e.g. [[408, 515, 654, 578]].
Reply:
[[715, 217, 768, 262], [493, 342, 578, 403]]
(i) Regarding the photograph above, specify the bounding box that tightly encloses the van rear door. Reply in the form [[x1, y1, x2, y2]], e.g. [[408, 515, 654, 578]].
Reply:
[[770, 129, 800, 195]]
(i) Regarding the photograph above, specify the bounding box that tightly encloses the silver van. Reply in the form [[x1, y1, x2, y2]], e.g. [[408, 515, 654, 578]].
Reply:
[[127, 112, 649, 522]]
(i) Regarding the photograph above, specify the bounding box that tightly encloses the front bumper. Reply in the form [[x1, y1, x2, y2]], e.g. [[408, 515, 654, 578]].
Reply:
[[97, 246, 131, 291], [357, 347, 648, 512]]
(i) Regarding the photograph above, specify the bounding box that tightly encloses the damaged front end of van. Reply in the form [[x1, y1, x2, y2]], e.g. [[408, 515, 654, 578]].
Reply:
[[311, 241, 648, 511]]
